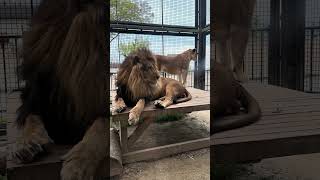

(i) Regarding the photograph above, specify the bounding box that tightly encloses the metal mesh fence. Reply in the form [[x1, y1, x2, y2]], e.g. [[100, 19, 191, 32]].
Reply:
[[1, 0, 320, 121], [304, 0, 320, 93]]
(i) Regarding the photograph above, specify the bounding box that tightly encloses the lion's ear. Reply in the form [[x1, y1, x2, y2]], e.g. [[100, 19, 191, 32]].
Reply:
[[133, 56, 140, 65], [192, 48, 196, 52]]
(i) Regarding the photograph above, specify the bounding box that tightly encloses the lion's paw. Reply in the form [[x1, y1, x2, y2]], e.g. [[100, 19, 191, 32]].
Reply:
[[113, 105, 126, 113], [128, 111, 140, 126], [154, 100, 165, 109], [11, 138, 52, 163], [61, 142, 97, 180]]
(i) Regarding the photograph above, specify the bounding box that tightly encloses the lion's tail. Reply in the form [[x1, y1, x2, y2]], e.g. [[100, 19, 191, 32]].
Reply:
[[175, 89, 192, 103], [212, 84, 261, 134]]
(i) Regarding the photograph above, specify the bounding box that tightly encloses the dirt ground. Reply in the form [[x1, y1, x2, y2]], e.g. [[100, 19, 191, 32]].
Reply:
[[113, 111, 320, 180]]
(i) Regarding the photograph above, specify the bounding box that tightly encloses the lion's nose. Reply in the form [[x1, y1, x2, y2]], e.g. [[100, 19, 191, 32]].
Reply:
[[156, 74, 160, 79]]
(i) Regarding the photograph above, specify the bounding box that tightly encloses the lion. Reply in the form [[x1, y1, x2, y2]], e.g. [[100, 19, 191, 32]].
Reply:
[[211, 61, 261, 134], [11, 0, 107, 179], [212, 0, 256, 82], [154, 48, 197, 86], [113, 48, 192, 125]]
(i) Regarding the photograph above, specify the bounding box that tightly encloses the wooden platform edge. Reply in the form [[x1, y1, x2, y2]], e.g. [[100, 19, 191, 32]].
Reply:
[[122, 137, 210, 164], [212, 134, 320, 163]]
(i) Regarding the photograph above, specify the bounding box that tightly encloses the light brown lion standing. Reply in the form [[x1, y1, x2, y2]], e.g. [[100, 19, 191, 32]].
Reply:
[[212, 0, 256, 82], [113, 48, 192, 125], [154, 49, 197, 86]]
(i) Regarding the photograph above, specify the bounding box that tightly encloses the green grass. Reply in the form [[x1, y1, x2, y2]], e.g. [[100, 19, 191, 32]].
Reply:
[[0, 118, 5, 124], [155, 113, 185, 123]]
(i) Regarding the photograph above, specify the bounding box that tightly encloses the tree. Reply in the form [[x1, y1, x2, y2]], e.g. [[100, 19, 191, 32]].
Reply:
[[110, 0, 154, 42], [118, 38, 150, 57], [110, 0, 154, 23]]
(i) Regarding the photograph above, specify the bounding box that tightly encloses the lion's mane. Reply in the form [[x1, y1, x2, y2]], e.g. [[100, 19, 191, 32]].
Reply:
[[115, 48, 160, 107], [16, 0, 106, 144]]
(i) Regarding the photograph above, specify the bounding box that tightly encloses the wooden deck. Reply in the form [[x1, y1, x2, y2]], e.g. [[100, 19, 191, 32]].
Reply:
[[212, 83, 320, 163], [111, 88, 210, 164]]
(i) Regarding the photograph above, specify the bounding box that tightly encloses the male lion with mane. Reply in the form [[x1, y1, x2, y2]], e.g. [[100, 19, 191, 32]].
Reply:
[[11, 0, 107, 179], [113, 48, 192, 125]]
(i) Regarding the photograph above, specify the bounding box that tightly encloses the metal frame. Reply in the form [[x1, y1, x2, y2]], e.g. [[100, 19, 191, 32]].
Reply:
[[110, 0, 209, 90]]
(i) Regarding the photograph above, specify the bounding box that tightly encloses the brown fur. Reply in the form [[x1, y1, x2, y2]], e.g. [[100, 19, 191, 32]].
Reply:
[[212, 0, 256, 82], [114, 48, 192, 125], [12, 0, 107, 179], [155, 49, 197, 86]]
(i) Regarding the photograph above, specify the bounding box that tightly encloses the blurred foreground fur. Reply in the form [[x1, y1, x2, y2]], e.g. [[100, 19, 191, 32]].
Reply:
[[11, 0, 107, 179]]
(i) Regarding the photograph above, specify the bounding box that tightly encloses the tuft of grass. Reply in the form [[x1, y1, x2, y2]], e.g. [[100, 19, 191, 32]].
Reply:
[[155, 113, 185, 124], [0, 118, 5, 124]]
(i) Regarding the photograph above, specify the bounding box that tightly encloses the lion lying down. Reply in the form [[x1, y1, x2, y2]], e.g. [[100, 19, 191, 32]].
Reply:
[[113, 48, 192, 125]]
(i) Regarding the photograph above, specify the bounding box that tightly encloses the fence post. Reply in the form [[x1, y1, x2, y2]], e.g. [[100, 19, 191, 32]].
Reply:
[[194, 0, 206, 90], [1, 40, 7, 93], [280, 0, 306, 91], [268, 0, 281, 86]]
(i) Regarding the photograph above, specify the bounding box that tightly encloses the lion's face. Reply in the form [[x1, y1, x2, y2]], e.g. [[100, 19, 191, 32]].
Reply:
[[187, 48, 197, 61], [117, 48, 160, 100], [129, 54, 160, 86]]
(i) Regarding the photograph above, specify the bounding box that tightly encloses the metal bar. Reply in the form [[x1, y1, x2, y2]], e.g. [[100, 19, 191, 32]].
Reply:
[[310, 29, 314, 92], [261, 31, 264, 82], [14, 38, 20, 89], [194, 0, 206, 90], [251, 32, 254, 80], [110, 29, 197, 37], [111, 21, 196, 30], [268, 0, 281, 86], [1, 43, 7, 93]]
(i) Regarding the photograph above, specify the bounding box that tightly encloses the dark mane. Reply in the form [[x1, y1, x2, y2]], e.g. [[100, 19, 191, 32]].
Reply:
[[17, 0, 106, 144], [115, 48, 159, 106]]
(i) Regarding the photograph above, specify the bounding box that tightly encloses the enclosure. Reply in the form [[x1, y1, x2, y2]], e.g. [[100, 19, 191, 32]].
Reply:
[[0, 0, 320, 178]]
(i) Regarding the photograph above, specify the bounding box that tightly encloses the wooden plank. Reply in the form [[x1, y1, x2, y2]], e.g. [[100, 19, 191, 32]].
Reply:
[[212, 83, 320, 163], [123, 137, 210, 164], [111, 88, 210, 121], [213, 134, 320, 163]]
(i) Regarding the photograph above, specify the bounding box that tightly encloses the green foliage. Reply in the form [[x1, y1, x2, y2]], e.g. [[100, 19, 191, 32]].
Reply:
[[0, 117, 5, 124], [110, 0, 154, 23], [119, 38, 150, 56], [155, 113, 185, 124]]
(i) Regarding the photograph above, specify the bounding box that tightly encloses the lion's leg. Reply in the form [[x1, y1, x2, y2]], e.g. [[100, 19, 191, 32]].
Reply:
[[154, 96, 174, 108], [61, 117, 106, 180], [113, 96, 127, 113], [128, 99, 145, 125], [154, 87, 178, 108], [230, 0, 256, 82], [182, 70, 188, 86], [230, 25, 250, 83], [11, 114, 53, 163], [214, 28, 232, 69], [178, 71, 182, 84]]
